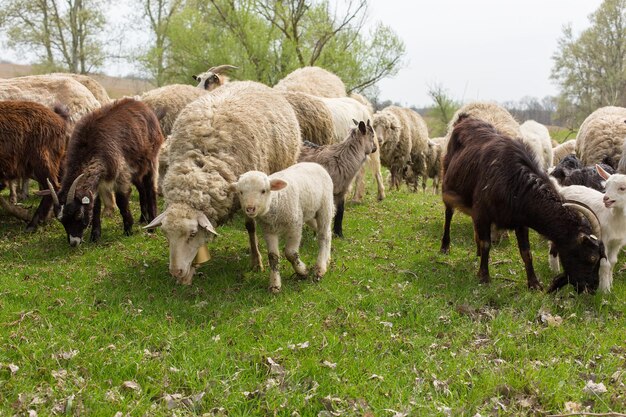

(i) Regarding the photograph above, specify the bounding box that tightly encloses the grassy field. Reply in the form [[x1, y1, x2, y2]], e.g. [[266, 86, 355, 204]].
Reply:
[[1, 176, 625, 417]]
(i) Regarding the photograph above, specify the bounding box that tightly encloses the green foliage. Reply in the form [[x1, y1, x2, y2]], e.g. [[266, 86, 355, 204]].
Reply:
[[1, 177, 625, 415], [551, 0, 626, 125], [426, 83, 460, 137]]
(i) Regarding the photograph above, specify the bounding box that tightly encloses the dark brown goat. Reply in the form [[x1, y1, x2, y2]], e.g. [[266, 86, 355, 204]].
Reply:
[[440, 116, 605, 293], [49, 98, 164, 246], [298, 120, 377, 237], [0, 101, 70, 231]]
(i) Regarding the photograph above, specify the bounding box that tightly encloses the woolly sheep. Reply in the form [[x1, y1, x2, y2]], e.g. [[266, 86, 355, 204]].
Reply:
[[550, 165, 626, 292], [282, 92, 336, 146], [519, 120, 553, 169], [0, 74, 101, 125], [51, 73, 111, 105], [230, 162, 334, 292], [446, 102, 521, 141], [145, 81, 301, 285], [401, 107, 430, 191], [192, 65, 238, 91], [553, 139, 576, 166], [298, 120, 377, 237], [374, 106, 413, 190], [416, 139, 442, 194], [576, 106, 626, 169], [140, 84, 209, 136], [274, 66, 347, 98]]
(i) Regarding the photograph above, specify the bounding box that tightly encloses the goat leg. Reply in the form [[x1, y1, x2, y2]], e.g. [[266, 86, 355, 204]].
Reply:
[[515, 226, 542, 290]]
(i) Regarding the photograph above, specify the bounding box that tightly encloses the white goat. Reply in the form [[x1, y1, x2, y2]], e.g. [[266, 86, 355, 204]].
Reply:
[[550, 165, 626, 292], [231, 162, 334, 293]]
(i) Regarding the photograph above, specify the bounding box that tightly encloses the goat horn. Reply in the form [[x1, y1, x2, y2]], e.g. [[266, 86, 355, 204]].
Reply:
[[46, 178, 60, 208], [208, 65, 238, 74], [563, 199, 602, 241], [67, 173, 84, 204]]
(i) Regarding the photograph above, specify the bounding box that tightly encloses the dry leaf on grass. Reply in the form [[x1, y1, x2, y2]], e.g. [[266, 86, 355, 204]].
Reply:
[[121, 381, 141, 392], [583, 380, 607, 395]]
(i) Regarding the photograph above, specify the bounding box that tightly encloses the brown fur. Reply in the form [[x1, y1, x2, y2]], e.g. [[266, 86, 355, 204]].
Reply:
[[0, 100, 70, 229]]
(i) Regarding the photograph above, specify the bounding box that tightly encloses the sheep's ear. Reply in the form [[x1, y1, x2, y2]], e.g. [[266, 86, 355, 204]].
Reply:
[[352, 119, 358, 126], [270, 178, 288, 191], [228, 182, 238, 193], [596, 164, 611, 180], [358, 121, 366, 135], [197, 213, 219, 236], [144, 210, 167, 229], [192, 75, 198, 81]]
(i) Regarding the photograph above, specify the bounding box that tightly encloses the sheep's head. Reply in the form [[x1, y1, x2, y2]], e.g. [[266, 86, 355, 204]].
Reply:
[[48, 174, 95, 247], [192, 65, 238, 91], [144, 203, 218, 285], [230, 171, 287, 219], [373, 111, 399, 147], [548, 201, 605, 293], [597, 164, 626, 209]]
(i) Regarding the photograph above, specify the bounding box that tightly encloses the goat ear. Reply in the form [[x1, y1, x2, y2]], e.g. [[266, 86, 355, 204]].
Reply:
[[595, 164, 611, 180], [546, 272, 569, 293], [144, 210, 167, 229], [270, 178, 288, 191], [358, 121, 366, 135], [352, 119, 358, 126], [197, 213, 218, 236]]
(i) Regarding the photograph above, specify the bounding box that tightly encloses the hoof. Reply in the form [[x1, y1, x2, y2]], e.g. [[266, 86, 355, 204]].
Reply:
[[528, 281, 544, 291], [440, 247, 449, 255], [269, 285, 281, 293]]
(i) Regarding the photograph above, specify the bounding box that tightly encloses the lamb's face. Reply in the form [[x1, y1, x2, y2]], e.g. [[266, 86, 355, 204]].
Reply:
[[232, 171, 289, 219], [145, 203, 218, 285]]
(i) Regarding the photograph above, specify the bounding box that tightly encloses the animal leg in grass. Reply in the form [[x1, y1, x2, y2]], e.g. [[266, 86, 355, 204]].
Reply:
[[548, 241, 560, 272], [266, 234, 281, 293], [314, 221, 332, 281], [284, 228, 307, 278], [115, 190, 134, 236], [90, 195, 102, 242], [245, 218, 263, 272], [475, 217, 492, 284], [440, 204, 454, 254], [515, 226, 542, 290], [333, 199, 344, 238]]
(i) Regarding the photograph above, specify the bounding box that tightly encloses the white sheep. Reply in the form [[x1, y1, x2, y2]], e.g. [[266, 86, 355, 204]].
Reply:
[[519, 120, 553, 169], [51, 72, 111, 105], [192, 65, 238, 91], [274, 66, 347, 98], [374, 106, 413, 190], [576, 106, 626, 169], [553, 139, 577, 166], [140, 84, 208, 136], [231, 162, 334, 292], [549, 165, 626, 293], [145, 81, 301, 285]]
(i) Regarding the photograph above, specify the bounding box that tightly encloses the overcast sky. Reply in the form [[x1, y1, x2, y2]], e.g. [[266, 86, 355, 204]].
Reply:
[[367, 0, 604, 107]]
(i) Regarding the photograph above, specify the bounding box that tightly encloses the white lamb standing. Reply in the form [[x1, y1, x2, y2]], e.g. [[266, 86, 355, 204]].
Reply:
[[231, 162, 334, 293], [550, 165, 626, 292]]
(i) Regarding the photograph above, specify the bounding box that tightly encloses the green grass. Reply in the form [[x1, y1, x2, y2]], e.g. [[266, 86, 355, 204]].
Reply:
[[548, 126, 578, 144], [1, 178, 625, 416]]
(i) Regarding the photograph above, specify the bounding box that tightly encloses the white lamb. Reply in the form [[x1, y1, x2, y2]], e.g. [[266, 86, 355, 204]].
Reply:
[[231, 162, 334, 293], [550, 165, 626, 292]]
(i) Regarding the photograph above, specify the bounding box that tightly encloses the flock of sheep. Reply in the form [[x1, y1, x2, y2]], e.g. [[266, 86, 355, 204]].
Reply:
[[1, 65, 626, 294]]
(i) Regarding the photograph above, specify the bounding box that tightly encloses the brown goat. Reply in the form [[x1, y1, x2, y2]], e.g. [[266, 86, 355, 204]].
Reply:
[[440, 115, 605, 293], [298, 120, 377, 237], [0, 101, 70, 231], [49, 98, 164, 246]]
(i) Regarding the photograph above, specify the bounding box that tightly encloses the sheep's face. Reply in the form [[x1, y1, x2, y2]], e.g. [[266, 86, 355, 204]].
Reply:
[[551, 234, 605, 293], [144, 203, 218, 285], [231, 172, 288, 219], [373, 113, 399, 147]]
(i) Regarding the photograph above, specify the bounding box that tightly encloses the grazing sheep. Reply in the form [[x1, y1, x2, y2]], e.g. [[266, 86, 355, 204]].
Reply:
[[48, 98, 163, 246], [231, 162, 334, 292], [416, 139, 442, 194], [0, 74, 101, 124], [550, 165, 626, 293], [0, 101, 70, 230], [144, 81, 301, 285], [374, 106, 413, 190], [51, 73, 111, 105], [274, 66, 347, 98], [298, 120, 377, 237], [402, 107, 430, 191], [441, 115, 605, 293], [550, 154, 615, 192], [576, 106, 626, 169], [193, 65, 238, 91], [140, 84, 208, 136], [553, 139, 576, 166], [520, 120, 553, 169]]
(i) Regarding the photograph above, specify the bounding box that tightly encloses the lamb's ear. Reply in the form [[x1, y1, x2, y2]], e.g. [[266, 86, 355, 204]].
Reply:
[[358, 121, 366, 134], [352, 119, 359, 126], [144, 210, 167, 229], [197, 213, 219, 236], [228, 182, 238, 193], [596, 164, 611, 180], [270, 178, 288, 191]]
